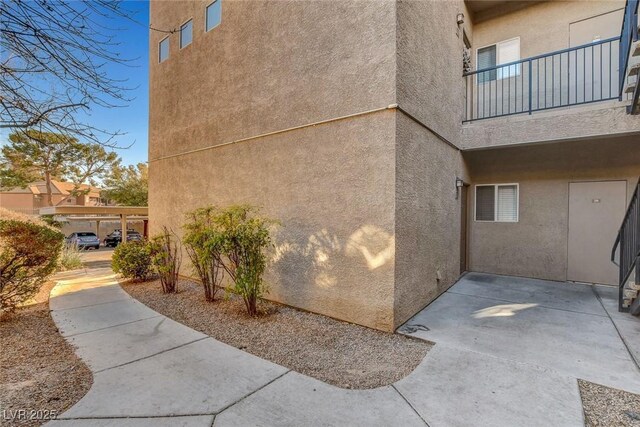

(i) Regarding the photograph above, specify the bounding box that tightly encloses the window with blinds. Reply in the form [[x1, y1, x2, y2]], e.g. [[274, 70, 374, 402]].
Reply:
[[477, 38, 521, 82], [477, 45, 497, 83], [475, 185, 495, 221], [475, 184, 519, 222]]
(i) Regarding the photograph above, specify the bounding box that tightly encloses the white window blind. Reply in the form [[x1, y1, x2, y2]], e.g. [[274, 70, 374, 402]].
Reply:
[[497, 38, 520, 79], [496, 185, 518, 221], [497, 38, 520, 65]]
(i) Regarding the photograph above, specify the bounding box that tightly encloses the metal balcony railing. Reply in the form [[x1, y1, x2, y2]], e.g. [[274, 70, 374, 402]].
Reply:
[[612, 179, 640, 314], [463, 38, 620, 122]]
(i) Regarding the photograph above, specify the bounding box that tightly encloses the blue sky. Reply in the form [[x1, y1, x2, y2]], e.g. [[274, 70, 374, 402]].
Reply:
[[86, 1, 150, 166], [1, 1, 150, 167]]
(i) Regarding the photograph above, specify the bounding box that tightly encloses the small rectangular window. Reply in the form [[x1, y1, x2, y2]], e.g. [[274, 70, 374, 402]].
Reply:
[[475, 184, 519, 222], [475, 185, 495, 221], [477, 45, 497, 83], [206, 0, 222, 32], [180, 20, 193, 48], [477, 38, 520, 82], [159, 37, 169, 63]]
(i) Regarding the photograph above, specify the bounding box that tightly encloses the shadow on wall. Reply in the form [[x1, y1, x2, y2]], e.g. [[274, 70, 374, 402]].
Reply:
[[268, 221, 395, 318]]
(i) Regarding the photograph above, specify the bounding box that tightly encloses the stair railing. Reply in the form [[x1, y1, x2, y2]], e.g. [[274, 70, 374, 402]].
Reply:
[[611, 179, 640, 312]]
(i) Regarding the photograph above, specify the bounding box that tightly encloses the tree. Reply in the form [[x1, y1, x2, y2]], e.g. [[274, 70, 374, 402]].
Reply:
[[60, 142, 120, 205], [1, 130, 119, 206], [1, 130, 77, 205], [0, 1, 134, 146], [102, 163, 148, 206]]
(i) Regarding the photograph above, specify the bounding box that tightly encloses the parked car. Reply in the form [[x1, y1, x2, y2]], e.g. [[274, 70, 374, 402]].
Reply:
[[66, 232, 100, 250], [103, 229, 143, 247]]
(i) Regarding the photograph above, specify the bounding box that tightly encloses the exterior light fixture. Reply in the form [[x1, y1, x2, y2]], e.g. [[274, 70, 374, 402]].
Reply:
[[456, 13, 465, 25], [455, 177, 465, 199]]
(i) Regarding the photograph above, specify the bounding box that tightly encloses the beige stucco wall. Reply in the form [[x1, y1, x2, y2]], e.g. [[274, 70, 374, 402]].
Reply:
[[394, 112, 467, 326], [396, 0, 471, 146], [393, 0, 470, 325], [472, 0, 625, 59], [149, 0, 400, 330], [0, 193, 36, 213], [149, 0, 396, 161], [150, 112, 397, 330], [462, 101, 640, 149], [465, 135, 640, 281]]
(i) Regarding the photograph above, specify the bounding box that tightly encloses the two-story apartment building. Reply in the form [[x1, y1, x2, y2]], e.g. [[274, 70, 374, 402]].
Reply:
[[149, 0, 640, 331], [0, 180, 107, 215]]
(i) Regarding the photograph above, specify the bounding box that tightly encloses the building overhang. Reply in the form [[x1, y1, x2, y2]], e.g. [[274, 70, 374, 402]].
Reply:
[[466, 0, 543, 23], [38, 206, 148, 216], [63, 216, 149, 222]]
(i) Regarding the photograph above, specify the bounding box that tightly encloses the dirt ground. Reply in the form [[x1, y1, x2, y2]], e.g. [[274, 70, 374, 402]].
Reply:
[[0, 280, 93, 426], [123, 278, 431, 389]]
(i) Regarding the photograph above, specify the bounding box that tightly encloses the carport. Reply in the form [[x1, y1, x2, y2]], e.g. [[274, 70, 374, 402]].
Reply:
[[38, 206, 148, 241]]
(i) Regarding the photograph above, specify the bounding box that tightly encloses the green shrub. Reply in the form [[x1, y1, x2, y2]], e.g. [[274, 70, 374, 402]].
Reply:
[[0, 211, 64, 316], [150, 227, 181, 294], [112, 241, 152, 281], [215, 205, 276, 316], [183, 207, 224, 302], [58, 243, 84, 271], [181, 205, 276, 314]]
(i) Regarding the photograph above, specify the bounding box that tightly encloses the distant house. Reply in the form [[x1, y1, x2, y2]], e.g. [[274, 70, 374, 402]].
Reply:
[[0, 180, 109, 215]]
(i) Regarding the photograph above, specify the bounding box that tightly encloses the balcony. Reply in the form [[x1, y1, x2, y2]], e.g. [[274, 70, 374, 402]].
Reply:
[[464, 38, 621, 122]]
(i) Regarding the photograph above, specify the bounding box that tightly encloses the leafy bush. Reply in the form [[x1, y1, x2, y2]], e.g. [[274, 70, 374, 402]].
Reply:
[[150, 227, 181, 294], [111, 241, 152, 281], [58, 243, 83, 271], [0, 209, 64, 316], [212, 205, 276, 316], [183, 207, 224, 302], [181, 205, 276, 314]]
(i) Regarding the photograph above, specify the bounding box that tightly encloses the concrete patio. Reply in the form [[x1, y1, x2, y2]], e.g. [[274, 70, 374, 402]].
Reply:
[[400, 272, 640, 392], [46, 266, 640, 426], [397, 272, 640, 426]]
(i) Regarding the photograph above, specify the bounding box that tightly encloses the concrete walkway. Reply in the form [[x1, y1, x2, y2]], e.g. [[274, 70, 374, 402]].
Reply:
[[46, 266, 640, 426]]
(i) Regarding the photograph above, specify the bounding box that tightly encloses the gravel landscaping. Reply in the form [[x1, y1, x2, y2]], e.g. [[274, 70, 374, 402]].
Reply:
[[579, 379, 640, 426], [0, 281, 93, 427], [122, 278, 431, 389]]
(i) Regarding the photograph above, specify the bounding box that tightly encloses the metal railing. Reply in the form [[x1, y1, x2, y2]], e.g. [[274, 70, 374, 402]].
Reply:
[[464, 38, 620, 122], [611, 179, 640, 313]]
